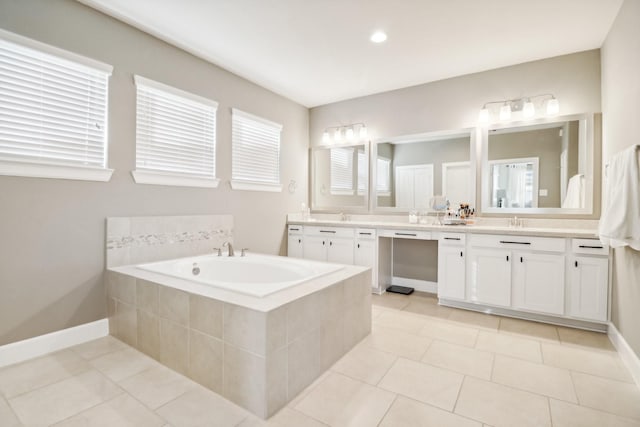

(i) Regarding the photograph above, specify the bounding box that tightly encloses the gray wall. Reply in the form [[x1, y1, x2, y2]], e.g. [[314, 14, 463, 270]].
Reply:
[[601, 0, 640, 358], [0, 0, 309, 345]]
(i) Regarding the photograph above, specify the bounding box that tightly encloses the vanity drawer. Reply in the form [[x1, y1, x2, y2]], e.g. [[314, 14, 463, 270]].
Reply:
[[355, 228, 376, 240], [572, 239, 609, 255], [304, 226, 354, 238], [439, 232, 466, 246], [379, 229, 432, 240], [469, 234, 566, 253], [288, 225, 304, 235]]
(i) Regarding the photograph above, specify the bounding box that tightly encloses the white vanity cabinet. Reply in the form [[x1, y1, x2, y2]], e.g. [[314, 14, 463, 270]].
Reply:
[[437, 233, 466, 300], [354, 229, 378, 290], [568, 239, 609, 322], [468, 234, 566, 315], [287, 225, 304, 258], [302, 226, 355, 265]]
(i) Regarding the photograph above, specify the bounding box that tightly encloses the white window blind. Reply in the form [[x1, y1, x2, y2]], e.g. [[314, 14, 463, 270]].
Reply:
[[231, 108, 282, 192], [0, 30, 113, 181], [133, 76, 218, 187], [357, 150, 367, 195], [377, 157, 391, 194], [330, 147, 353, 195]]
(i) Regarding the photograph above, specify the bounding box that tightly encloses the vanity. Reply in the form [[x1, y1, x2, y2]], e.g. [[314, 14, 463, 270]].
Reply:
[[297, 112, 608, 331]]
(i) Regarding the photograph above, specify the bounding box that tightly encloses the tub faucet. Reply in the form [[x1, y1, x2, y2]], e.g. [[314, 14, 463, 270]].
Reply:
[[223, 241, 235, 257]]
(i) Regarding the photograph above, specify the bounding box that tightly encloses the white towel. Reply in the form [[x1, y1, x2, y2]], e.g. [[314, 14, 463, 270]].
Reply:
[[598, 145, 640, 250], [562, 174, 584, 208]]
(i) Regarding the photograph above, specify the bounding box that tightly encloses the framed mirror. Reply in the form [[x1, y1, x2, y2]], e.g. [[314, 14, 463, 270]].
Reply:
[[311, 142, 369, 211], [480, 113, 596, 215], [372, 129, 476, 212]]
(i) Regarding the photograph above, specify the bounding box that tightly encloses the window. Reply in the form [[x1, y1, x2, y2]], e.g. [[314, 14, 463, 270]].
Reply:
[[132, 76, 218, 188], [377, 157, 391, 196], [231, 108, 282, 192], [330, 147, 353, 195], [0, 29, 113, 181]]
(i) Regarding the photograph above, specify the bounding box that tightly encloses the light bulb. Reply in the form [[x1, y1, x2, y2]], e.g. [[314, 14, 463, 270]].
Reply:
[[478, 107, 489, 123], [546, 98, 559, 115], [346, 127, 354, 141], [359, 125, 368, 140], [499, 103, 511, 121], [322, 131, 330, 144], [523, 100, 535, 118], [334, 128, 342, 142], [370, 31, 387, 43]]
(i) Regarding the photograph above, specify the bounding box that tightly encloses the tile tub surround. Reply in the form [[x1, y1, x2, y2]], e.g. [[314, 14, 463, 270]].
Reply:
[[106, 215, 234, 268], [106, 267, 372, 418]]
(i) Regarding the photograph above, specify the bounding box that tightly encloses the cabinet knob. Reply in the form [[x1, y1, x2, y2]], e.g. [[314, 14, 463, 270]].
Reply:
[[330, 241, 333, 246], [506, 255, 509, 262], [460, 251, 463, 257], [575, 260, 578, 267], [298, 239, 301, 243], [520, 256, 523, 263], [322, 241, 325, 245], [357, 243, 360, 248]]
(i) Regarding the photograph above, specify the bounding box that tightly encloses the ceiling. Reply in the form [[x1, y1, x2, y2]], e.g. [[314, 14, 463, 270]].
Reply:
[[79, 0, 623, 108]]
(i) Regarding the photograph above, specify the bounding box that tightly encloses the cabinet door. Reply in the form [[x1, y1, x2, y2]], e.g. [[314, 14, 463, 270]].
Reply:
[[327, 237, 354, 264], [568, 256, 608, 321], [303, 235, 327, 262], [438, 245, 466, 300], [355, 239, 376, 289], [469, 248, 511, 307], [287, 234, 304, 258], [513, 252, 565, 315]]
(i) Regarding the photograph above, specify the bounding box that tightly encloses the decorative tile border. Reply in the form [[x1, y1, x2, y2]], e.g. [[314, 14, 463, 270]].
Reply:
[[106, 229, 232, 250]]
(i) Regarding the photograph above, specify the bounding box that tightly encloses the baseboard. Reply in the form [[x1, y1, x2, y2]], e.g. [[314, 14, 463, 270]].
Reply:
[[608, 322, 640, 388], [0, 319, 109, 368], [391, 277, 437, 294]]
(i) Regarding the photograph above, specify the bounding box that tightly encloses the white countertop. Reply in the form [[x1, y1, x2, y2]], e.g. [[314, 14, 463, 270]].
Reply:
[[288, 218, 600, 239]]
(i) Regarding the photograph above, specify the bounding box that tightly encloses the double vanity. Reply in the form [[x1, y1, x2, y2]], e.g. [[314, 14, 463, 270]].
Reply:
[[288, 218, 610, 331]]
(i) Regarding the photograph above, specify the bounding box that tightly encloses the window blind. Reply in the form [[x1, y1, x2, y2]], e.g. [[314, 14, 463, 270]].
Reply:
[[231, 108, 282, 189], [135, 76, 217, 180], [330, 147, 353, 194], [0, 35, 111, 170], [377, 157, 391, 193]]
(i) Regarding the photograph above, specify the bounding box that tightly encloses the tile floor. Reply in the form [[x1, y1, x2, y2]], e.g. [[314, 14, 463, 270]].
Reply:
[[1, 292, 640, 426]]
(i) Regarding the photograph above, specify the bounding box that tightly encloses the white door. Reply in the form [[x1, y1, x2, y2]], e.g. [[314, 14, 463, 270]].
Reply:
[[469, 248, 512, 307], [442, 161, 471, 208], [395, 167, 414, 208], [303, 235, 327, 262], [513, 252, 565, 315], [327, 237, 354, 264], [568, 256, 609, 321], [355, 238, 377, 289], [437, 245, 466, 300], [287, 234, 304, 258], [395, 164, 434, 209]]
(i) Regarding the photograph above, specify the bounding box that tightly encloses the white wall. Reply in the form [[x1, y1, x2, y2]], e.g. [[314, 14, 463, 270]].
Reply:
[[601, 0, 640, 357]]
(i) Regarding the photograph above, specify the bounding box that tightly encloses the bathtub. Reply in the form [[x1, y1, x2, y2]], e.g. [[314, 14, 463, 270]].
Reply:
[[137, 253, 343, 297]]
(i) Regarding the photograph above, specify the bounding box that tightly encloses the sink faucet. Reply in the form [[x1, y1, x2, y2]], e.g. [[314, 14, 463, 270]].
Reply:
[[223, 241, 235, 257]]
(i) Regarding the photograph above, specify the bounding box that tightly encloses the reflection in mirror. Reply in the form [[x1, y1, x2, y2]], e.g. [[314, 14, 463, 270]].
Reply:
[[487, 119, 584, 210], [374, 131, 473, 211], [312, 144, 368, 210]]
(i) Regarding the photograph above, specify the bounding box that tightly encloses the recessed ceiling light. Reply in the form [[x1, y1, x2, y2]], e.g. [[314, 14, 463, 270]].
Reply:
[[370, 31, 387, 43]]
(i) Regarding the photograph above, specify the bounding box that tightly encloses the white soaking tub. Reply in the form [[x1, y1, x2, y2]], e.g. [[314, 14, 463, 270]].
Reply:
[[137, 252, 343, 297]]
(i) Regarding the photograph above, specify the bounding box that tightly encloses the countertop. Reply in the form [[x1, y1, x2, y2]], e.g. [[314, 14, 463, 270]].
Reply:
[[287, 219, 600, 239]]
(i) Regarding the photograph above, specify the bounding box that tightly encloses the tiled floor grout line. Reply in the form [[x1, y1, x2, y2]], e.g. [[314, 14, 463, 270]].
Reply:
[[547, 396, 555, 427], [0, 394, 22, 426], [47, 390, 128, 426], [451, 374, 466, 415], [375, 393, 398, 427], [2, 363, 94, 402]]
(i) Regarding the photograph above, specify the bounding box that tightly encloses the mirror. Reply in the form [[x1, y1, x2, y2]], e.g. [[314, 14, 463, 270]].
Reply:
[[311, 143, 369, 211], [481, 113, 595, 214], [373, 130, 475, 212]]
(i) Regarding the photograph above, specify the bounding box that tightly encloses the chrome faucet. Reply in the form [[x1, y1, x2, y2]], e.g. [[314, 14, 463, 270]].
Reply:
[[223, 241, 235, 257]]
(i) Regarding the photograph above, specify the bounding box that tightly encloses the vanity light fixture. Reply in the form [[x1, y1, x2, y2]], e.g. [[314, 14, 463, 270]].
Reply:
[[478, 93, 559, 124], [322, 123, 368, 144]]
